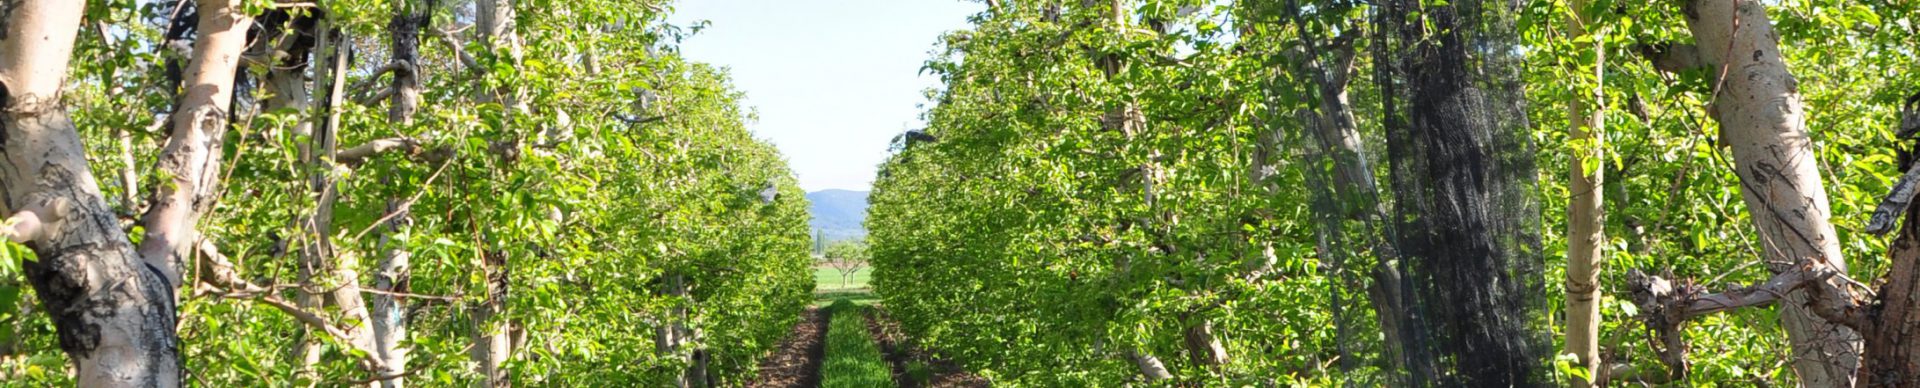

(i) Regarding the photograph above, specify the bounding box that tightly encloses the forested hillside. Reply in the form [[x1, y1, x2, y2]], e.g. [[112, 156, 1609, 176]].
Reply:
[[2, 0, 1920, 387], [806, 189, 869, 243]]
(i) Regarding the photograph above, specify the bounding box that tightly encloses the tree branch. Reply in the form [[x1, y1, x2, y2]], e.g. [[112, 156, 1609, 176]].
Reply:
[[335, 137, 421, 165], [0, 198, 69, 244], [1899, 92, 1920, 139], [613, 113, 664, 125], [193, 239, 388, 371], [354, 88, 396, 106], [1635, 42, 1708, 73], [1868, 161, 1920, 235], [347, 60, 411, 105], [1626, 261, 1863, 380], [359, 60, 411, 89], [1630, 266, 1835, 321], [430, 25, 481, 72]]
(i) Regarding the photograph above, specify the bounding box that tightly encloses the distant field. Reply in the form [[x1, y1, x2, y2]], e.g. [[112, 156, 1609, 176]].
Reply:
[[814, 266, 876, 306], [814, 265, 871, 291]]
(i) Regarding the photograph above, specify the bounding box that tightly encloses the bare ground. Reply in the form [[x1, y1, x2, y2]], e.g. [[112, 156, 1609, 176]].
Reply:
[[865, 308, 990, 388], [747, 307, 828, 388]]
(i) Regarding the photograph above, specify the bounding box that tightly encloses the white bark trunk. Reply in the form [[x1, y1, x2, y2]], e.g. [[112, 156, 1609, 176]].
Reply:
[[268, 13, 327, 380], [1681, 1, 1861, 386], [1564, 2, 1605, 387], [315, 25, 381, 370], [0, 1, 181, 385], [370, 197, 411, 388], [472, 1, 522, 385], [137, 0, 254, 287], [472, 249, 511, 388]]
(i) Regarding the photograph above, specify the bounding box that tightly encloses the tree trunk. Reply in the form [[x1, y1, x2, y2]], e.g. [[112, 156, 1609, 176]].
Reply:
[[1083, 0, 1211, 379], [263, 10, 327, 379], [370, 1, 430, 386], [1378, 0, 1547, 385], [1856, 201, 1920, 387], [116, 124, 138, 213], [1181, 319, 1228, 367], [288, 24, 384, 380], [322, 24, 382, 371], [656, 273, 697, 388], [1563, 2, 1605, 386], [137, 0, 254, 287], [472, 250, 511, 388], [1281, 4, 1413, 379], [1298, 105, 1356, 372], [1678, 2, 1862, 386], [472, 0, 523, 385], [0, 1, 181, 385], [370, 195, 412, 387]]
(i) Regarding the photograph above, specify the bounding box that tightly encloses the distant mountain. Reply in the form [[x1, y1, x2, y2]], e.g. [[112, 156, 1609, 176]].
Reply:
[[807, 189, 869, 244]]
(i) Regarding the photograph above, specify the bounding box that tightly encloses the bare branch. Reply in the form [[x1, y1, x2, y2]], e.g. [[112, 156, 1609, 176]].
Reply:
[[1631, 267, 1834, 320], [254, 293, 355, 343], [335, 137, 421, 165], [347, 60, 412, 105], [1626, 262, 1862, 380], [359, 287, 464, 302], [613, 113, 665, 125], [1868, 156, 1920, 235], [0, 198, 70, 244], [193, 240, 388, 371], [430, 25, 481, 72]]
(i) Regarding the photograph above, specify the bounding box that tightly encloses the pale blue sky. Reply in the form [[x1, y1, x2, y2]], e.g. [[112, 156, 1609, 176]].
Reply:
[[668, 1, 983, 192]]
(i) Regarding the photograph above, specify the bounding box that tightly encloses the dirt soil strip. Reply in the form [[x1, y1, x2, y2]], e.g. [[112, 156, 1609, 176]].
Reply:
[[748, 307, 828, 388], [865, 307, 990, 388]]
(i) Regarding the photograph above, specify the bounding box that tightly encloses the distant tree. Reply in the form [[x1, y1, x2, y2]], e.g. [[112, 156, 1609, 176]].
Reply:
[[824, 241, 870, 289]]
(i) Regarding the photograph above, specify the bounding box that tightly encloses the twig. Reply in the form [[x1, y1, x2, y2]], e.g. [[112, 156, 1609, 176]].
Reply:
[[359, 287, 464, 302]]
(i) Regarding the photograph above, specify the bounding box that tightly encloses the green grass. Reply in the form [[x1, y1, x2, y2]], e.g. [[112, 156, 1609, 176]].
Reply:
[[814, 265, 871, 291], [815, 290, 880, 306], [814, 265, 877, 306], [821, 300, 894, 388]]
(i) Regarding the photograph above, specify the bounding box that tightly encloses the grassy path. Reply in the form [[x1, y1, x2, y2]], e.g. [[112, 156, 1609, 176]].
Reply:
[[821, 300, 894, 387], [753, 272, 986, 387]]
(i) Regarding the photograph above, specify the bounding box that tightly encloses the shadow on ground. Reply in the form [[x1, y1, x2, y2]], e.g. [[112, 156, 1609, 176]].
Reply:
[[814, 289, 879, 306]]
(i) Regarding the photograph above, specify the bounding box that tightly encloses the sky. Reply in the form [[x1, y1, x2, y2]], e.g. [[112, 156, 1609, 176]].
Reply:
[[667, 1, 983, 192]]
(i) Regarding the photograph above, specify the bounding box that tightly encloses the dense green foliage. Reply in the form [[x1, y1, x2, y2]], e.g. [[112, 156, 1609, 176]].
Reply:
[[870, 2, 1334, 384], [0, 0, 1915, 386], [869, 0, 1920, 386], [0, 0, 813, 385], [825, 240, 870, 262], [821, 300, 892, 388]]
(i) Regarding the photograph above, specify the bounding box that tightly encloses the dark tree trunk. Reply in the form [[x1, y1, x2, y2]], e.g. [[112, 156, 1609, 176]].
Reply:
[[369, 2, 430, 385], [1861, 204, 1920, 387], [1377, 0, 1548, 385]]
